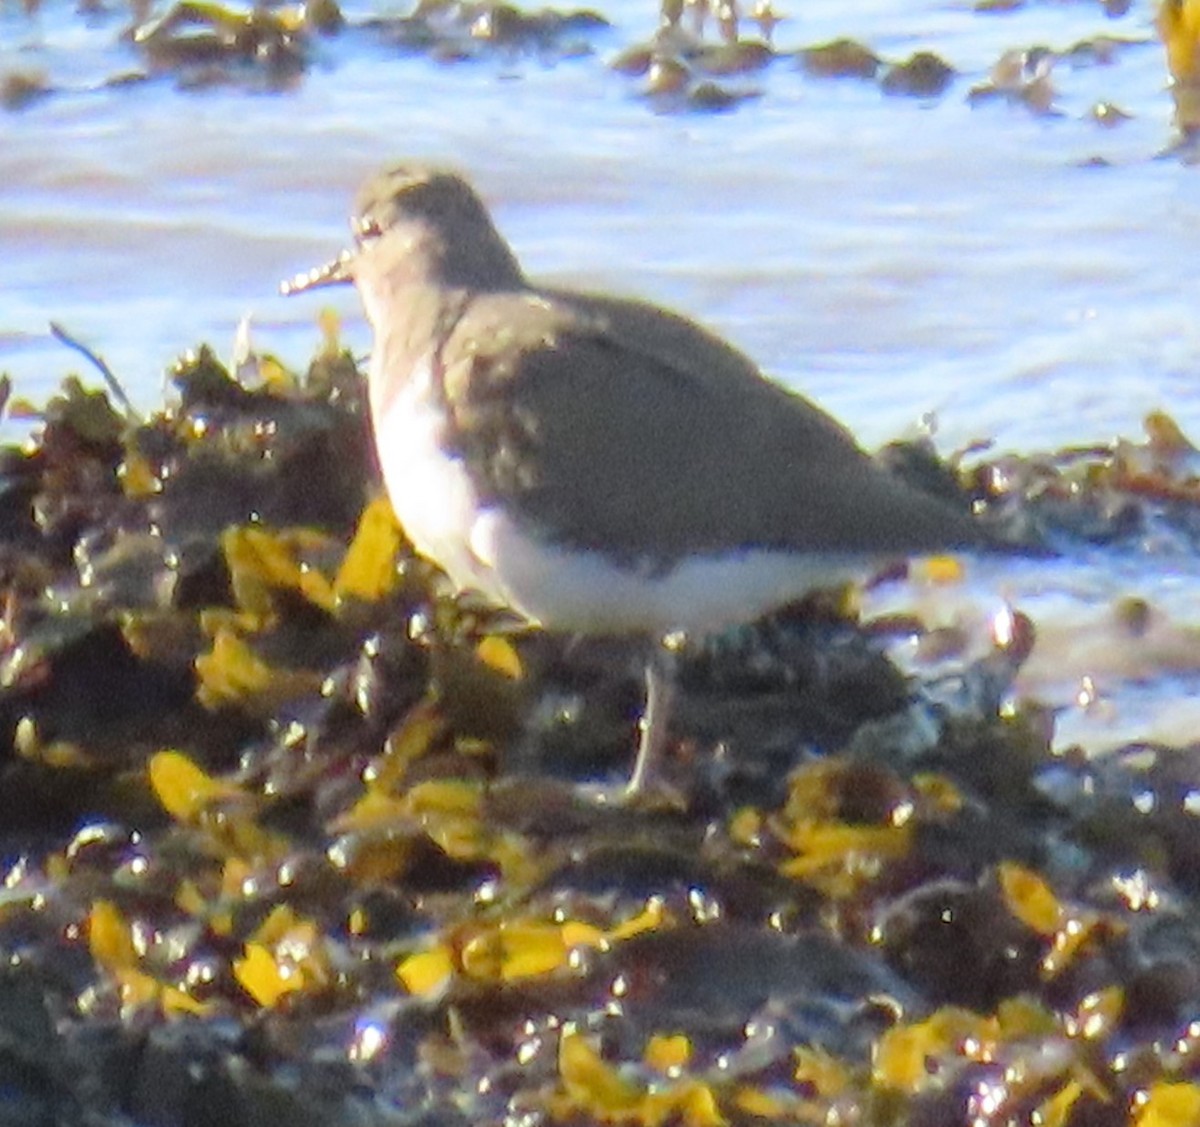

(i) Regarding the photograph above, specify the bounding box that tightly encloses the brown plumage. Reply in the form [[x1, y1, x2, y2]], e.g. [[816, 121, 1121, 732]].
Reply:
[[346, 164, 982, 566]]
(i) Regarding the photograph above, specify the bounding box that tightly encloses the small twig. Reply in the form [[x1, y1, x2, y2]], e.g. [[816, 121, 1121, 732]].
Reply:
[[48, 321, 140, 422]]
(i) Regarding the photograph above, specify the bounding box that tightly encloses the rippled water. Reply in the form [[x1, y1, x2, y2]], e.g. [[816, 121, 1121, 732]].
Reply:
[[5, 0, 1197, 452], [3, 0, 1200, 750]]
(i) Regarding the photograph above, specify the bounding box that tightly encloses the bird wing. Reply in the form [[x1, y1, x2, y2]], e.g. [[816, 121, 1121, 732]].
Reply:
[[436, 288, 978, 564]]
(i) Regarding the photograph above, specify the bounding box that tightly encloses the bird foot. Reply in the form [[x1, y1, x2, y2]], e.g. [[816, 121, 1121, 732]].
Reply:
[[573, 774, 689, 813]]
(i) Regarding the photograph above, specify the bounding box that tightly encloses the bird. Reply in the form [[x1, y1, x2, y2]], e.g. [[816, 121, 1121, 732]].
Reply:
[[283, 162, 987, 799]]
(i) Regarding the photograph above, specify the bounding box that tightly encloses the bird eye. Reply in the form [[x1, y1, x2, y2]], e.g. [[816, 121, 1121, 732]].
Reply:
[[355, 215, 383, 244]]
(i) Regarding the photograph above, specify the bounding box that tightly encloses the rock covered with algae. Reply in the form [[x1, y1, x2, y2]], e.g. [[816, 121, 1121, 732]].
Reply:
[[2, 328, 1200, 1127]]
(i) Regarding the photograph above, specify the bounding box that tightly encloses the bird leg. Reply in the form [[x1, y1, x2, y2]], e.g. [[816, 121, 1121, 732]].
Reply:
[[625, 635, 685, 798]]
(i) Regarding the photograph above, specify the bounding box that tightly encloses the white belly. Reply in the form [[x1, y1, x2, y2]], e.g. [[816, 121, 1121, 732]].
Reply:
[[370, 351, 499, 602], [370, 354, 872, 637]]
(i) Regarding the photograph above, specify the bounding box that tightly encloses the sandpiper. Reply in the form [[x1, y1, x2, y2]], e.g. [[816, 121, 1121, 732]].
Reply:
[[284, 163, 985, 796]]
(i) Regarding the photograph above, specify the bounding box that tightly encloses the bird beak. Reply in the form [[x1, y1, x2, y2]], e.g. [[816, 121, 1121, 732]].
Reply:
[[279, 249, 354, 296]]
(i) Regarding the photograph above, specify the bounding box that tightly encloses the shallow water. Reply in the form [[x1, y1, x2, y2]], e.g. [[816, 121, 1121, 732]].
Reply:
[[4, 0, 1197, 452], [3, 0, 1200, 752]]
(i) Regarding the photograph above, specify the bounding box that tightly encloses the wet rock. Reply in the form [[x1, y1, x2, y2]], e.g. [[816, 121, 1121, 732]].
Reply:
[[1091, 100, 1132, 127], [130, 0, 332, 89], [691, 38, 773, 75], [880, 50, 955, 97], [371, 0, 609, 62], [0, 69, 52, 111], [967, 46, 1058, 114], [797, 37, 881, 79]]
